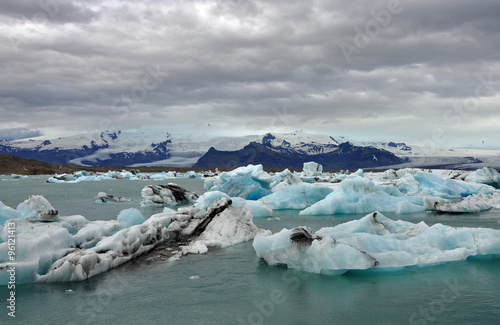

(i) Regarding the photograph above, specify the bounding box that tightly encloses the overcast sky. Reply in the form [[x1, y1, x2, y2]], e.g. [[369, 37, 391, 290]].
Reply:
[[0, 0, 499, 147]]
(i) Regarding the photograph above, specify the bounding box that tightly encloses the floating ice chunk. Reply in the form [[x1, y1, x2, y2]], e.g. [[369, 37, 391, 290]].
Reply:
[[0, 197, 261, 284], [0, 217, 88, 284], [0, 201, 20, 223], [11, 174, 28, 179], [17, 195, 60, 221], [204, 164, 272, 200], [194, 191, 272, 218], [140, 183, 199, 206], [302, 162, 323, 176], [93, 192, 131, 203], [269, 169, 302, 192], [117, 208, 145, 229], [253, 212, 500, 275], [47, 173, 79, 183], [300, 176, 424, 215], [182, 201, 262, 253], [465, 167, 500, 187], [260, 184, 333, 210], [396, 171, 494, 199], [424, 192, 500, 213], [231, 198, 273, 218]]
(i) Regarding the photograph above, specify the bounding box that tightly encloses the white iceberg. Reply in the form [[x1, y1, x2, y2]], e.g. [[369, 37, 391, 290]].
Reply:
[[300, 176, 424, 215], [0, 197, 261, 284], [465, 167, 500, 187], [194, 191, 272, 218], [17, 195, 60, 221], [116, 208, 145, 229], [260, 183, 333, 210], [396, 171, 494, 199], [140, 183, 199, 206], [424, 192, 500, 213], [11, 174, 28, 179], [302, 161, 323, 176], [204, 164, 273, 200], [0, 201, 20, 235], [253, 211, 500, 275], [94, 192, 131, 203]]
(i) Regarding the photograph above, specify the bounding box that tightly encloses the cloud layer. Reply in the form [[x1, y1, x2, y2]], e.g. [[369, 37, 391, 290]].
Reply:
[[0, 0, 499, 146]]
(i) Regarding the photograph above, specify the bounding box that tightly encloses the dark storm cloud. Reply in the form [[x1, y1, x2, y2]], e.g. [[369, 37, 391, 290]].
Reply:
[[0, 0, 498, 145]]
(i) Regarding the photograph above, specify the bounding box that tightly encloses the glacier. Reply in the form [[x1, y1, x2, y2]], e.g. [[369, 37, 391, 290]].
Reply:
[[0, 197, 262, 284], [253, 211, 500, 275]]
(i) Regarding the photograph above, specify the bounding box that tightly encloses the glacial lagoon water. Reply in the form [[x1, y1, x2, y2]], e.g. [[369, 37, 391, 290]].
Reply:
[[1, 175, 500, 324]]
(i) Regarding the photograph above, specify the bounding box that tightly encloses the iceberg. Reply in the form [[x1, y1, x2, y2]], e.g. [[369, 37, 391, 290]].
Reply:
[[253, 212, 500, 275], [302, 161, 323, 176], [11, 174, 28, 179], [0, 201, 20, 235], [300, 176, 425, 215], [204, 164, 272, 200], [94, 192, 132, 203], [117, 208, 145, 229], [93, 192, 131, 203], [17, 195, 60, 222], [260, 183, 333, 210], [140, 184, 199, 206], [465, 167, 500, 187], [269, 169, 302, 192], [396, 171, 494, 199], [0, 198, 261, 284], [424, 193, 500, 213], [194, 191, 272, 218]]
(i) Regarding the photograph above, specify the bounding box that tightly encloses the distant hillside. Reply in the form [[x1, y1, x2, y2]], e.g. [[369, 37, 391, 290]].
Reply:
[[0, 154, 209, 175], [0, 130, 414, 167], [193, 142, 407, 170]]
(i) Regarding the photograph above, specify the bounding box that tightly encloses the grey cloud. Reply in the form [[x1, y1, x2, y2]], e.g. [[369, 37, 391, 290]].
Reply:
[[0, 0, 498, 147], [0, 0, 99, 24], [0, 128, 42, 141]]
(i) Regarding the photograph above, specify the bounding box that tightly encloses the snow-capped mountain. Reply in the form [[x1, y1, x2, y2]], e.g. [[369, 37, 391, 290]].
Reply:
[[0, 130, 350, 167], [1, 130, 499, 169]]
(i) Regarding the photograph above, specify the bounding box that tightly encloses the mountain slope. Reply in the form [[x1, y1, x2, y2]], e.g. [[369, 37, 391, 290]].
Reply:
[[1, 130, 409, 168], [193, 141, 406, 170]]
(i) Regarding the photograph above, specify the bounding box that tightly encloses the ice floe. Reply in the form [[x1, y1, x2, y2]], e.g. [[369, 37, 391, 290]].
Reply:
[[253, 211, 500, 275], [300, 176, 425, 215], [0, 197, 261, 284], [93, 192, 131, 203], [140, 184, 199, 206], [424, 193, 500, 213]]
